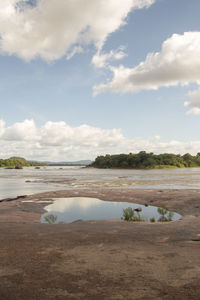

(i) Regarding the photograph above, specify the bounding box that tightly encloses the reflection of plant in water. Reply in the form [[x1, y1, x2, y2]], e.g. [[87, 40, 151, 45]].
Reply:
[[122, 207, 144, 222], [44, 214, 57, 224], [157, 205, 174, 222]]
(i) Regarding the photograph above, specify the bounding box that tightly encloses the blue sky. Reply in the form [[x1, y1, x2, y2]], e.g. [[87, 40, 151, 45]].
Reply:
[[0, 0, 200, 160]]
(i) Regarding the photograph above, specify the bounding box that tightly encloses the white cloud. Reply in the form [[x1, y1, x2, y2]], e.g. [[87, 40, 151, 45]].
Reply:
[[0, 119, 125, 160], [0, 120, 5, 136], [2, 119, 38, 141], [0, 0, 155, 61], [93, 32, 200, 96], [0, 119, 200, 161], [184, 89, 200, 115], [186, 108, 200, 115], [66, 46, 83, 60], [154, 135, 161, 140], [92, 46, 127, 68]]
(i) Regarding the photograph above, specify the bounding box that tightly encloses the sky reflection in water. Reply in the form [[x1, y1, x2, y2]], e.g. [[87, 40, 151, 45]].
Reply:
[[40, 197, 181, 224]]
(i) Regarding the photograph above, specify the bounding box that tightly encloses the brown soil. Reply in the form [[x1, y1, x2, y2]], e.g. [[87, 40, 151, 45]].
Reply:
[[0, 189, 200, 300]]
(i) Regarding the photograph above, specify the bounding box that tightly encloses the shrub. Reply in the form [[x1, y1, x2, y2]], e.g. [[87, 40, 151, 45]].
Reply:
[[122, 207, 135, 221], [122, 207, 144, 222], [134, 211, 144, 222], [157, 205, 174, 222], [150, 217, 156, 222]]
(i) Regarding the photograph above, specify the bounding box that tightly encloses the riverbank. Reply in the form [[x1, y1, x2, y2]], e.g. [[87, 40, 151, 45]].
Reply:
[[0, 189, 200, 299]]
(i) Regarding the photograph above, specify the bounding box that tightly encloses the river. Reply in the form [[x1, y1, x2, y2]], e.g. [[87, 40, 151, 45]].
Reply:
[[1, 166, 200, 200]]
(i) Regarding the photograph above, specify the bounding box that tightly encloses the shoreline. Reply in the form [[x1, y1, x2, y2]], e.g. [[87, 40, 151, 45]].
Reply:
[[0, 188, 200, 299]]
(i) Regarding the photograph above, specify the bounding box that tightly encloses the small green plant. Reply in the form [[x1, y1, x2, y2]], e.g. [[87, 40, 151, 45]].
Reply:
[[122, 207, 135, 221], [134, 211, 144, 222], [44, 214, 57, 224], [167, 211, 174, 221], [157, 205, 174, 222], [157, 205, 168, 216], [150, 217, 156, 223], [122, 207, 144, 222]]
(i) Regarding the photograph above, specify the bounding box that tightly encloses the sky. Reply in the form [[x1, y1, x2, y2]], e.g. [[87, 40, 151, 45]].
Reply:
[[0, 0, 200, 161]]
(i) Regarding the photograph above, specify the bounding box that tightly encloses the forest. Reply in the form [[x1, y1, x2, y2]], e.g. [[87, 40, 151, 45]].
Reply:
[[91, 152, 200, 169], [0, 157, 46, 168]]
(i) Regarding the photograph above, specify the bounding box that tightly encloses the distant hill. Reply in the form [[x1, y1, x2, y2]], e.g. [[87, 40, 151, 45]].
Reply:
[[0, 157, 92, 168], [31, 160, 93, 166]]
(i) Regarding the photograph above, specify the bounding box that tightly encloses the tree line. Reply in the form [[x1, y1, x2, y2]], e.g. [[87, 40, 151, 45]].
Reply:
[[0, 157, 47, 168], [91, 152, 200, 169]]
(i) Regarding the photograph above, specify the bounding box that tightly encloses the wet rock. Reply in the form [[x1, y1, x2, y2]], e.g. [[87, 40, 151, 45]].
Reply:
[[72, 219, 83, 223], [0, 195, 27, 203], [134, 207, 142, 212], [2, 198, 15, 202], [16, 195, 27, 199]]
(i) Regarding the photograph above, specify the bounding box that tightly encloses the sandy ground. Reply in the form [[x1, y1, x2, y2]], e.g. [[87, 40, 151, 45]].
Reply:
[[0, 188, 200, 299]]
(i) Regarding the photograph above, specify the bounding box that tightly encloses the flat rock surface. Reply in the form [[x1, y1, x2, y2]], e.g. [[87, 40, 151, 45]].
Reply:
[[0, 189, 200, 299]]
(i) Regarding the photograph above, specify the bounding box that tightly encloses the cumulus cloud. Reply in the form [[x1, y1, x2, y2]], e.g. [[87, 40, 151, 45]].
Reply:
[[93, 32, 200, 95], [66, 46, 83, 60], [0, 119, 200, 161], [2, 119, 38, 141], [186, 107, 200, 115], [0, 0, 155, 61], [0, 120, 5, 136], [184, 89, 200, 115], [92, 46, 127, 68], [0, 119, 125, 160]]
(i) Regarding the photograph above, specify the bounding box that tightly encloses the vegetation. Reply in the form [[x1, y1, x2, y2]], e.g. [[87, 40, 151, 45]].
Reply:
[[122, 205, 174, 223], [122, 207, 144, 222], [157, 205, 174, 222], [44, 214, 58, 224], [91, 152, 200, 169], [0, 157, 47, 168], [150, 217, 156, 223]]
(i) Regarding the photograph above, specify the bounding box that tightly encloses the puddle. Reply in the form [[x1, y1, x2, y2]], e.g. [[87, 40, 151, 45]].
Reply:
[[22, 200, 53, 204], [40, 197, 181, 224]]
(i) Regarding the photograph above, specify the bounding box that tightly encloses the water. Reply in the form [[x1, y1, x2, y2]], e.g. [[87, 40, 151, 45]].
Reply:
[[40, 197, 181, 224], [1, 166, 200, 200]]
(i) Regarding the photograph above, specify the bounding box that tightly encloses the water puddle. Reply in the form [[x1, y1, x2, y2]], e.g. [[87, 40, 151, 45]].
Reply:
[[40, 197, 181, 224]]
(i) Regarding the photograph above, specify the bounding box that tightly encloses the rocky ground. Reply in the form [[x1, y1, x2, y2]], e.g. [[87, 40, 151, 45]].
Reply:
[[0, 189, 200, 299]]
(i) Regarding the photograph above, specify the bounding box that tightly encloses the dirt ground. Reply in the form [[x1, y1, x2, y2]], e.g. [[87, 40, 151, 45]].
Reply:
[[0, 189, 200, 300]]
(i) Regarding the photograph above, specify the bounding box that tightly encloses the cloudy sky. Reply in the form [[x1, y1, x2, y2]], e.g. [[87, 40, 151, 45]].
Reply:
[[0, 0, 200, 161]]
